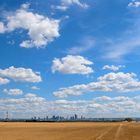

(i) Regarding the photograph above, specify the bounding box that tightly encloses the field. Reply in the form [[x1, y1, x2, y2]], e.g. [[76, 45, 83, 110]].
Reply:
[[0, 122, 140, 140]]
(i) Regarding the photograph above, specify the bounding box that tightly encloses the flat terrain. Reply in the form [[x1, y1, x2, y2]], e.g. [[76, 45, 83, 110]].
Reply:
[[0, 122, 140, 140]]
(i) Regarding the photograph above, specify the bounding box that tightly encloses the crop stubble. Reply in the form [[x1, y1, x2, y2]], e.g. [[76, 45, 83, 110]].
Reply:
[[0, 122, 140, 140]]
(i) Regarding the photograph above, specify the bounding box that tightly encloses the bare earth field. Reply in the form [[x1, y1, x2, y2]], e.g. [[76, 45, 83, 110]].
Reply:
[[0, 122, 140, 140]]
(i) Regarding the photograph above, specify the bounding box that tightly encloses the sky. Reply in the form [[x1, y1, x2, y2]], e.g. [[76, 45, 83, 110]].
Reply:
[[0, 0, 140, 118]]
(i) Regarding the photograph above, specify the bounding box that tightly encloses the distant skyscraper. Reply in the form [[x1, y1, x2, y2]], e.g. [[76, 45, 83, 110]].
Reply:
[[74, 114, 78, 120]]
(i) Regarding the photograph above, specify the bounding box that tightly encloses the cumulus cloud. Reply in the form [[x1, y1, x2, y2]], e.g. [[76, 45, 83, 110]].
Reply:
[[0, 93, 47, 118], [0, 66, 42, 83], [53, 72, 140, 98], [25, 93, 45, 103], [0, 94, 140, 118], [0, 77, 10, 85], [0, 3, 60, 48], [3, 88, 23, 96], [102, 65, 125, 71], [0, 22, 6, 33], [53, 0, 89, 11], [128, 1, 140, 7], [97, 72, 136, 82], [52, 55, 94, 75]]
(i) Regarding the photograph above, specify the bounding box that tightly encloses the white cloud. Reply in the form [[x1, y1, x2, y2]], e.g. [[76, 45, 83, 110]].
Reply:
[[61, 0, 89, 8], [3, 88, 23, 96], [128, 1, 140, 7], [52, 5, 68, 11], [25, 93, 45, 103], [102, 65, 125, 71], [0, 94, 140, 118], [31, 86, 40, 90], [94, 96, 112, 102], [0, 77, 10, 85], [21, 3, 30, 9], [52, 55, 94, 75], [0, 22, 6, 33], [53, 0, 89, 11], [53, 72, 140, 98], [0, 66, 42, 83], [97, 72, 136, 82], [103, 37, 140, 61], [0, 3, 60, 48], [0, 93, 47, 118]]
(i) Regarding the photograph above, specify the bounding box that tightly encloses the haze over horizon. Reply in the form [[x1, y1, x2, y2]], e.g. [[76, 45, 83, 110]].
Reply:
[[0, 0, 140, 118]]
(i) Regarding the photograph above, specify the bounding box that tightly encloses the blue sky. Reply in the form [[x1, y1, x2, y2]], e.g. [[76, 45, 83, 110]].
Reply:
[[0, 0, 140, 118]]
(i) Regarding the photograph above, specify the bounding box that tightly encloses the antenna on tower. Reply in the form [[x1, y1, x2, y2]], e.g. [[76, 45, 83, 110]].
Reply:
[[6, 111, 9, 121]]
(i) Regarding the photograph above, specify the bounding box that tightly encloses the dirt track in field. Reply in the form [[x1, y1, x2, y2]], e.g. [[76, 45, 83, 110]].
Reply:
[[0, 122, 140, 140]]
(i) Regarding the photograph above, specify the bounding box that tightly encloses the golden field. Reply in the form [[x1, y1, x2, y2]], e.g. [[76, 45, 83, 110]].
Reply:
[[0, 122, 140, 140]]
